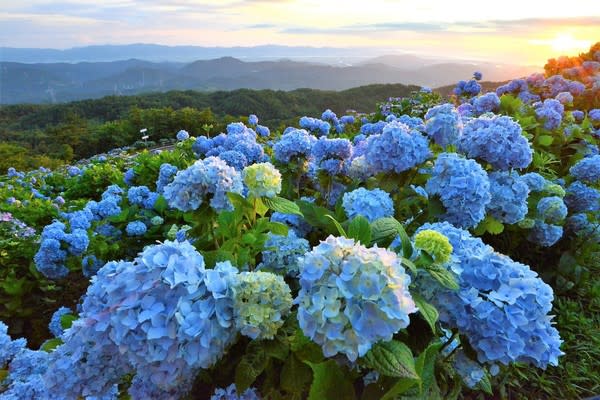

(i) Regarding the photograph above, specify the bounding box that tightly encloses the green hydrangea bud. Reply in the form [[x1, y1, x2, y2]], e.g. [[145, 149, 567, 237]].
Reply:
[[150, 216, 164, 226], [242, 162, 282, 198], [166, 224, 179, 240], [543, 183, 566, 198], [414, 230, 453, 264], [232, 271, 292, 340], [517, 218, 536, 229]]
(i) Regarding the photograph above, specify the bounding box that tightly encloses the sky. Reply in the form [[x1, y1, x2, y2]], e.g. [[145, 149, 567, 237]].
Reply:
[[1, 0, 599, 64]]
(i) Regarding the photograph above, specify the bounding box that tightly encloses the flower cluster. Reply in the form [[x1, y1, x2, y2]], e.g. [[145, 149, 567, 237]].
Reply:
[[259, 231, 310, 276], [424, 104, 462, 147], [454, 79, 481, 97], [296, 236, 417, 361], [413, 229, 453, 264], [156, 163, 178, 194], [536, 196, 568, 224], [211, 384, 260, 400], [273, 128, 316, 164], [534, 99, 564, 130], [342, 187, 394, 223], [528, 220, 564, 247], [366, 121, 430, 173], [486, 171, 530, 224], [126, 221, 147, 236], [34, 220, 89, 279], [193, 123, 265, 165], [48, 306, 72, 337], [565, 181, 600, 212], [570, 155, 600, 183], [163, 156, 244, 212], [176, 130, 190, 141], [416, 222, 563, 368], [242, 162, 282, 198], [472, 92, 501, 115], [459, 115, 532, 170], [299, 116, 330, 136], [127, 186, 158, 209], [311, 137, 353, 175], [425, 153, 491, 228], [232, 271, 292, 340]]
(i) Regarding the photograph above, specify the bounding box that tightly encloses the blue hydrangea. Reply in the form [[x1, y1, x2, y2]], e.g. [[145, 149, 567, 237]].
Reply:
[[366, 121, 430, 173], [0, 320, 27, 366], [219, 150, 248, 171], [486, 171, 529, 224], [425, 153, 491, 228], [472, 93, 500, 115], [521, 172, 547, 192], [126, 221, 147, 236], [528, 220, 563, 247], [555, 91, 573, 104], [572, 110, 585, 122], [424, 104, 462, 147], [459, 115, 532, 170], [394, 114, 425, 131], [311, 137, 353, 175], [416, 222, 563, 368], [270, 197, 314, 238], [342, 187, 394, 223], [454, 79, 481, 97], [473, 71, 483, 81], [570, 155, 600, 183], [535, 99, 564, 130], [67, 166, 82, 177], [66, 209, 94, 231], [163, 156, 244, 212], [340, 115, 355, 125], [65, 228, 89, 256], [536, 196, 568, 224], [321, 109, 338, 123], [248, 114, 259, 125], [273, 128, 316, 163], [82, 255, 104, 277], [299, 116, 330, 136], [453, 350, 485, 388], [589, 109, 600, 123], [565, 181, 600, 212], [296, 236, 417, 361], [566, 213, 600, 242], [34, 221, 69, 279], [255, 125, 270, 137], [360, 121, 387, 136], [155, 163, 178, 194], [211, 384, 260, 400], [49, 306, 72, 337], [193, 136, 214, 155], [0, 348, 50, 399], [260, 231, 310, 276], [124, 168, 136, 186]]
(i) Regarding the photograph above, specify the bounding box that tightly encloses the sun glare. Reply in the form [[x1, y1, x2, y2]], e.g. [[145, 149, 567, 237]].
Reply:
[[550, 33, 592, 53]]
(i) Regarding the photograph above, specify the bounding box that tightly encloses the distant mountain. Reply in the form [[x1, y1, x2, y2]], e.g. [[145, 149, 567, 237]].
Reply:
[[0, 56, 540, 104]]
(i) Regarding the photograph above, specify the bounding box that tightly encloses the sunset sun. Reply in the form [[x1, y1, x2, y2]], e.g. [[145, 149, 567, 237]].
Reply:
[[550, 33, 592, 53]]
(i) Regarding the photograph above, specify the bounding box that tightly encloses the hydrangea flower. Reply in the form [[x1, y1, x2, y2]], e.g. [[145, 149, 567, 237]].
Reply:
[[459, 115, 532, 170], [366, 121, 430, 173], [163, 157, 244, 212], [360, 121, 387, 136], [1, 320, 27, 366], [296, 236, 417, 361], [299, 116, 330, 136], [49, 306, 72, 337], [570, 155, 600, 183], [82, 255, 104, 277], [273, 128, 316, 163], [521, 172, 547, 192], [413, 229, 453, 264], [486, 171, 530, 224], [555, 92, 573, 104], [156, 163, 178, 194], [416, 222, 563, 368], [255, 125, 270, 137], [126, 221, 147, 236], [342, 187, 394, 223], [535, 99, 564, 130], [311, 137, 353, 175], [565, 181, 600, 212], [248, 114, 259, 126], [425, 153, 491, 228], [472, 93, 500, 115], [453, 350, 485, 388], [232, 271, 292, 340], [219, 150, 248, 171], [243, 162, 282, 198], [211, 384, 260, 400], [528, 220, 563, 247], [260, 231, 310, 276], [124, 168, 136, 186], [536, 196, 568, 224], [270, 197, 314, 238], [424, 104, 462, 147], [34, 221, 69, 279]]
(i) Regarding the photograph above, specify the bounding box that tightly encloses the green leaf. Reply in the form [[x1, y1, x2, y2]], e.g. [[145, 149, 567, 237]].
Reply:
[[537, 135, 554, 146], [41, 338, 63, 352], [348, 216, 372, 244], [426, 264, 459, 290], [473, 215, 504, 236], [0, 369, 8, 383], [228, 192, 253, 211], [60, 314, 77, 330], [281, 354, 312, 396], [324, 214, 347, 237], [363, 340, 419, 379], [235, 346, 268, 392], [477, 373, 493, 395], [254, 198, 269, 217], [415, 342, 442, 394], [394, 222, 413, 259], [380, 377, 420, 400], [370, 217, 404, 246], [153, 195, 168, 213], [266, 221, 289, 236], [263, 196, 303, 216], [305, 360, 356, 400], [412, 293, 439, 333]]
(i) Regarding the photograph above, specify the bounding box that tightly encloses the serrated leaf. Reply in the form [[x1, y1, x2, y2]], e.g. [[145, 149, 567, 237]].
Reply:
[[263, 196, 303, 216], [477, 373, 493, 395], [348, 216, 371, 244], [426, 264, 459, 290], [370, 217, 403, 246], [380, 377, 420, 400], [266, 221, 289, 236], [235, 347, 267, 392], [363, 340, 419, 379], [537, 135, 554, 146], [474, 215, 504, 236], [415, 342, 442, 394], [254, 198, 269, 217], [305, 360, 356, 400], [60, 314, 77, 330], [281, 354, 312, 396], [412, 293, 439, 333]]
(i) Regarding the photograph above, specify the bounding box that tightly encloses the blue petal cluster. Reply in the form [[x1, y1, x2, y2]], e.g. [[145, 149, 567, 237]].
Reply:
[[472, 93, 500, 115], [211, 384, 260, 400], [126, 221, 147, 236], [176, 130, 190, 141], [570, 155, 600, 183], [49, 306, 72, 337], [296, 236, 417, 361], [156, 163, 178, 194], [416, 222, 563, 368], [565, 181, 600, 212], [311, 137, 353, 175], [299, 116, 330, 136], [424, 104, 462, 147], [260, 231, 310, 276], [342, 187, 394, 223], [527, 220, 564, 247], [535, 99, 564, 130], [536, 196, 568, 224], [486, 171, 530, 224], [127, 186, 158, 209], [459, 115, 533, 170], [425, 153, 491, 228], [163, 156, 244, 212], [273, 128, 316, 163], [366, 121, 430, 173]]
